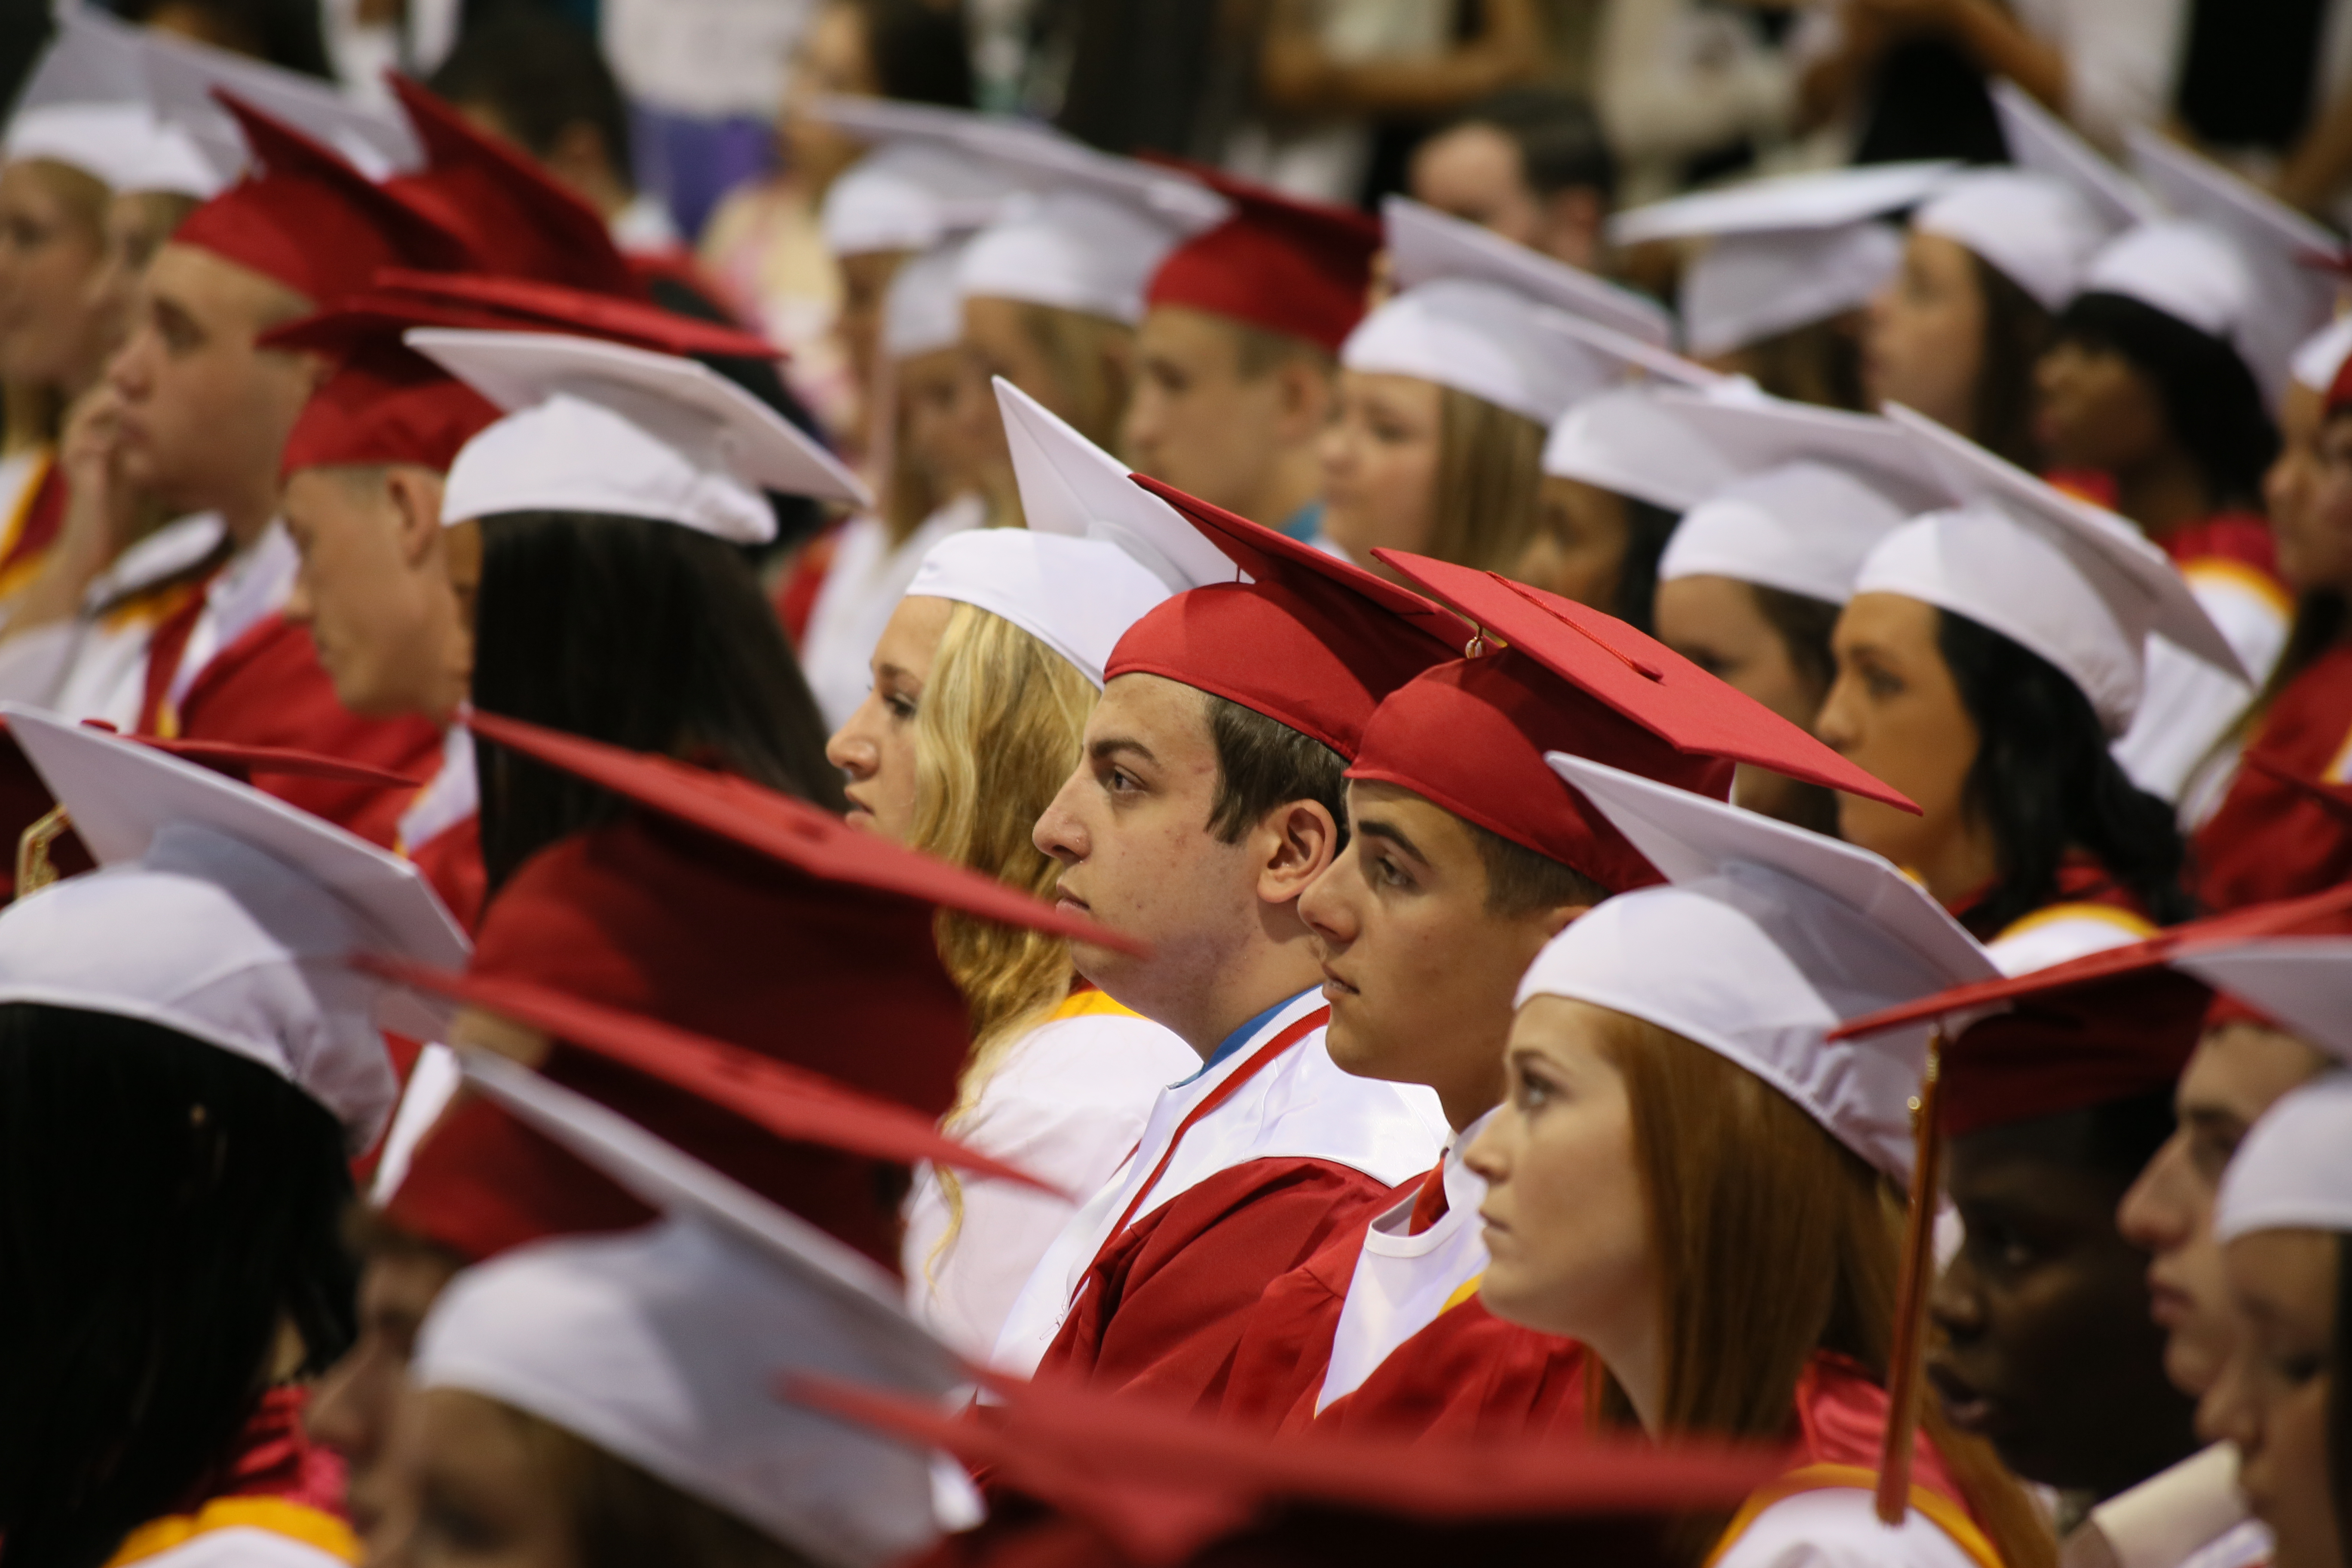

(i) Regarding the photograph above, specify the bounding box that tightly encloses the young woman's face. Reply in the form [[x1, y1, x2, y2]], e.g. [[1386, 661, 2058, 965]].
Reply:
[[2271, 398, 2352, 600], [1652, 573, 1831, 824], [2035, 336, 2170, 475], [2212, 1228, 2343, 1568], [398, 1389, 579, 1568], [1864, 232, 1988, 437], [825, 593, 953, 842], [1815, 592, 1983, 893], [778, 2, 878, 192], [1318, 371, 1445, 577], [897, 343, 999, 500], [1466, 998, 1657, 1376], [1514, 475, 1629, 610], [0, 162, 108, 395]]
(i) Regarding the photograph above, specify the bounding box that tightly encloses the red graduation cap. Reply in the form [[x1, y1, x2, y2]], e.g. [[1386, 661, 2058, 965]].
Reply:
[[173, 92, 472, 304], [1143, 159, 1382, 355], [1107, 477, 1462, 760], [789, 1374, 1782, 1568], [300, 272, 778, 359], [273, 337, 500, 477], [382, 710, 1139, 1266], [1354, 550, 1917, 891], [383, 74, 646, 298]]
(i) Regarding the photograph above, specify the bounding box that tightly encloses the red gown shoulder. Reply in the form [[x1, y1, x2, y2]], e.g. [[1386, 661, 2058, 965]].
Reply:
[[2196, 641, 2352, 911]]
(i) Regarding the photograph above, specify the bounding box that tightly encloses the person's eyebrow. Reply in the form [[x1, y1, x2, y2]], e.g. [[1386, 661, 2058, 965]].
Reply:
[[1088, 735, 1158, 767], [1354, 815, 1428, 865]]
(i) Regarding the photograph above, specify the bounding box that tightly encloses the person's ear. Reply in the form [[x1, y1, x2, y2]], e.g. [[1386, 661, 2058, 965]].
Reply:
[[1540, 901, 1592, 940], [1273, 356, 1336, 444], [383, 466, 446, 572], [1255, 797, 1340, 906]]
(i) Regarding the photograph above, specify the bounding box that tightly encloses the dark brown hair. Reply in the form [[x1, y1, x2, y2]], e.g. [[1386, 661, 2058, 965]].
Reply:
[[508, 1403, 817, 1568], [1204, 695, 1348, 848], [1466, 818, 1608, 918], [1965, 252, 2057, 471]]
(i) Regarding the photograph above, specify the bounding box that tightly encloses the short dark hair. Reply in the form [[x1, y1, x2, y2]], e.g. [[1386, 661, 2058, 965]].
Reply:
[[847, 0, 975, 107], [1451, 86, 1618, 204], [1204, 695, 1347, 847], [429, 4, 634, 180], [2052, 290, 2278, 510], [1466, 819, 1608, 918], [115, 0, 331, 77]]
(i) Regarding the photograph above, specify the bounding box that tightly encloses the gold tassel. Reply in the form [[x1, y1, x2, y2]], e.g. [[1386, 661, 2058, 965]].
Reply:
[[15, 805, 71, 900], [1877, 1024, 1949, 1527]]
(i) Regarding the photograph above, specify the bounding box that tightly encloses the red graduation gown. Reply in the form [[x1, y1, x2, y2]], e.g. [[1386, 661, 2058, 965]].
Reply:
[[102, 1386, 357, 1566], [2195, 640, 2352, 912]]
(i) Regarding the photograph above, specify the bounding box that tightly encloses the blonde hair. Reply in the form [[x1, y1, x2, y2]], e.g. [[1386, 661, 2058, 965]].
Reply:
[[1427, 385, 1547, 574], [910, 602, 1100, 1243], [1591, 1012, 2055, 1568], [1015, 301, 1134, 452]]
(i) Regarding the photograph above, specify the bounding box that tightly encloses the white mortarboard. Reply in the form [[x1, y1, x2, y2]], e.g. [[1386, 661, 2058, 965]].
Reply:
[[0, 705, 469, 1149], [413, 329, 870, 542], [414, 1047, 964, 1568], [946, 123, 1226, 326], [901, 379, 1203, 685], [2079, 221, 2257, 352], [5, 11, 224, 196], [1384, 194, 1672, 347], [818, 141, 1012, 260], [2291, 314, 2352, 395], [1855, 404, 2245, 736], [989, 375, 1236, 594], [2214, 1072, 2352, 1243], [136, 14, 418, 179], [1540, 376, 1751, 512], [1654, 394, 1954, 605], [1989, 79, 2162, 234], [2173, 937, 2352, 1064], [1518, 754, 1997, 1179], [880, 236, 973, 361], [2124, 129, 2341, 407], [1610, 162, 1956, 357], [1344, 281, 1647, 425], [1911, 168, 2118, 311]]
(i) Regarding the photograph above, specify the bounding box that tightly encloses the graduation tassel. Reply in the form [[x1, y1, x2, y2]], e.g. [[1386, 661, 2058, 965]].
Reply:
[[1876, 1024, 1948, 1528], [15, 805, 69, 899]]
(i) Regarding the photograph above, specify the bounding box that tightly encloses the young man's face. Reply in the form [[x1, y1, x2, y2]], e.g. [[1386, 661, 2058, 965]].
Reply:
[[1300, 780, 1581, 1129], [107, 242, 315, 518], [1408, 122, 1602, 271], [2118, 1021, 2331, 1398], [282, 464, 472, 723], [1032, 672, 1270, 1031], [1122, 307, 1328, 527]]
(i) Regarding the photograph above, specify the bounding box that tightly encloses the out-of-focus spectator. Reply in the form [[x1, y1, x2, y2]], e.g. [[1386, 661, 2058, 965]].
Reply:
[[700, 0, 972, 450], [426, 6, 680, 260], [1225, 0, 1545, 208], [112, 0, 333, 77], [1592, 0, 1800, 204], [1407, 86, 1615, 270], [1794, 0, 2062, 165]]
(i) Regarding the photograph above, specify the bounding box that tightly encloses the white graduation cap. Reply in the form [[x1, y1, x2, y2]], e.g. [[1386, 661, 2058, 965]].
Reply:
[[1540, 377, 1749, 512], [818, 140, 1014, 260], [2173, 937, 2352, 1065], [945, 121, 1226, 326], [1610, 162, 1956, 357], [414, 1047, 965, 1568], [880, 235, 972, 361], [1520, 754, 1998, 1179], [2125, 129, 2341, 407], [1654, 393, 1956, 605], [1911, 167, 2119, 312], [1343, 280, 1649, 425], [989, 375, 1235, 593], [5, 9, 224, 196], [1856, 404, 2246, 736], [1384, 194, 1672, 347], [1989, 79, 2162, 234], [413, 329, 871, 543], [0, 705, 470, 1149], [2291, 314, 2352, 395], [136, 15, 418, 179], [902, 381, 1196, 687], [2079, 219, 2259, 352], [2214, 1072, 2352, 1244]]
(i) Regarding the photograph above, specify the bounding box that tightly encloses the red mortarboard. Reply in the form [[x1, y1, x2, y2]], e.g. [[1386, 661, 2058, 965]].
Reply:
[[274, 339, 500, 477], [1829, 880, 2352, 1134], [383, 711, 1140, 1265], [383, 74, 645, 298], [297, 273, 779, 359], [790, 1374, 1781, 1568], [1105, 478, 1461, 760], [172, 92, 471, 304], [1349, 550, 1917, 887], [1143, 160, 1382, 355]]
